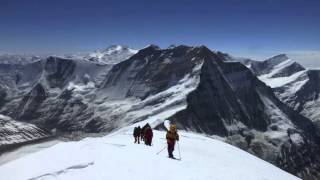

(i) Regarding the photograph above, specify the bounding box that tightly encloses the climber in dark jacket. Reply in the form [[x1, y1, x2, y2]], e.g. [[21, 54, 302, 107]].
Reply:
[[143, 123, 153, 146], [133, 126, 141, 144], [141, 123, 150, 142], [166, 124, 179, 158]]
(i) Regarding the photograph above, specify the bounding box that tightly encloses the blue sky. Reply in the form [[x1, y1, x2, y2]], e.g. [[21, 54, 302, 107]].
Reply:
[[0, 0, 319, 66]]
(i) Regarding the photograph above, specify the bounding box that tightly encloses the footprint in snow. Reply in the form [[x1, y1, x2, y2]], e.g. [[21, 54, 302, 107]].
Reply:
[[104, 143, 126, 147], [28, 161, 94, 180]]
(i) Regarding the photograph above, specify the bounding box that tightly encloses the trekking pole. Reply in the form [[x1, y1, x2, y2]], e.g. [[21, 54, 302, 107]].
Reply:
[[156, 146, 167, 155], [177, 141, 181, 160]]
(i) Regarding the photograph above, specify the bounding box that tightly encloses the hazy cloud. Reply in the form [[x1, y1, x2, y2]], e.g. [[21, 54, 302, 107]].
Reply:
[[286, 50, 320, 68], [230, 49, 320, 69]]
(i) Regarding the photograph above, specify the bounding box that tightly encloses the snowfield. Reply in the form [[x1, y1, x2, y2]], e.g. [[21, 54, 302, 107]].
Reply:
[[0, 129, 300, 180]]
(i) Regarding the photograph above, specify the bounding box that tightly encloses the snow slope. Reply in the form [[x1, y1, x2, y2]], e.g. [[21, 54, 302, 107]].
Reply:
[[0, 129, 300, 180], [0, 139, 59, 165]]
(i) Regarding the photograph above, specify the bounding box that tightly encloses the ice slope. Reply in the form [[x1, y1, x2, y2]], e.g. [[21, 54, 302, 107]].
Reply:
[[0, 129, 300, 180]]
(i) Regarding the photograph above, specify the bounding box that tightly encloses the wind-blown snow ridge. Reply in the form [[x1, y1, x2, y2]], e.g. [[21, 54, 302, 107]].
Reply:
[[259, 70, 307, 89], [261, 59, 294, 78], [0, 129, 300, 180], [0, 114, 49, 147]]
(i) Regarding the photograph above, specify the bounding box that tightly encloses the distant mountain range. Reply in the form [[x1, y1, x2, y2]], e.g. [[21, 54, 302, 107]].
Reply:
[[63, 45, 138, 64], [0, 54, 42, 65], [0, 45, 320, 179], [0, 45, 138, 65]]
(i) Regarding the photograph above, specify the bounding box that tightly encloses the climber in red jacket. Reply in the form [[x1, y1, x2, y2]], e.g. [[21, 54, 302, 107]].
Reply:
[[143, 124, 153, 146]]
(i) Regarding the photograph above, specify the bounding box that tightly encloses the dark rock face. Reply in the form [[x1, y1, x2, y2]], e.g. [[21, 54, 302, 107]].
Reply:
[[271, 62, 305, 78], [277, 138, 320, 179], [101, 45, 214, 99], [283, 70, 320, 133], [294, 70, 320, 111], [173, 61, 252, 136], [44, 57, 76, 88], [171, 57, 320, 179], [15, 84, 47, 121], [0, 87, 7, 109], [174, 60, 278, 135]]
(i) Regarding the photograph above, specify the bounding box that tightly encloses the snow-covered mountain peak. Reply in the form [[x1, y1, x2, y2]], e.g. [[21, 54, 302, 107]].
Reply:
[[141, 44, 161, 51], [241, 54, 305, 79], [96, 45, 137, 55], [240, 53, 320, 136], [265, 54, 290, 65], [85, 45, 138, 64]]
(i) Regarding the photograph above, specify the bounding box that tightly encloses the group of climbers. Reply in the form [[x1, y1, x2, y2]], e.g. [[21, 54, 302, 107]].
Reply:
[[133, 121, 180, 159], [133, 123, 153, 145]]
